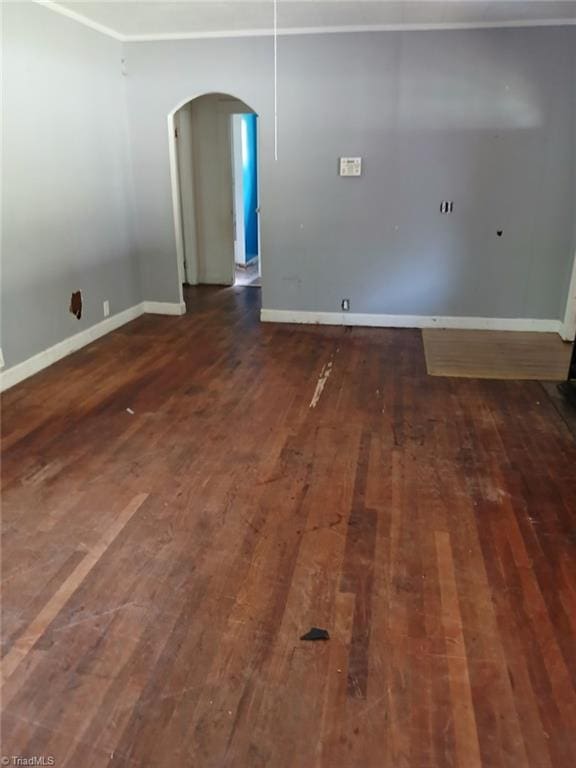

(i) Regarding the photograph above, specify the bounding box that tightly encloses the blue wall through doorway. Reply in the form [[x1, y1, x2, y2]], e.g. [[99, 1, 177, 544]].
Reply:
[[241, 114, 258, 262]]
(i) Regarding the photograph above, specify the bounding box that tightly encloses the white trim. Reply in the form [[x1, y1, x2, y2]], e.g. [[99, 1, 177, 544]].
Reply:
[[29, 3, 576, 43], [167, 113, 186, 307], [168, 93, 262, 302], [561, 250, 576, 341], [143, 301, 187, 316], [125, 20, 576, 42], [0, 303, 145, 392], [32, 1, 125, 41], [260, 309, 562, 334], [273, 0, 278, 161], [0, 301, 187, 392]]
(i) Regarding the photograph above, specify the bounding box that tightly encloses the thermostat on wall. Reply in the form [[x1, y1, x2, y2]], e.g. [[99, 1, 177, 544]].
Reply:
[[339, 157, 362, 177]]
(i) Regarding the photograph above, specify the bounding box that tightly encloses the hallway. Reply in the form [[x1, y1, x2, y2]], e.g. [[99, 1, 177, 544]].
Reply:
[[235, 263, 260, 287], [2, 286, 576, 767]]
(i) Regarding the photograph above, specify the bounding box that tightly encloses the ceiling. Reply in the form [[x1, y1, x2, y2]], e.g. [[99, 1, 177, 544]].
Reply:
[[49, 1, 576, 40]]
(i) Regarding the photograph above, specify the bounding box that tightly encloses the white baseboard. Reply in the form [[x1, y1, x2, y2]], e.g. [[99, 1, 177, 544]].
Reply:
[[560, 322, 576, 342], [561, 250, 576, 342], [143, 301, 186, 316], [1, 302, 562, 394], [0, 300, 188, 392], [260, 309, 562, 334], [0, 303, 145, 392]]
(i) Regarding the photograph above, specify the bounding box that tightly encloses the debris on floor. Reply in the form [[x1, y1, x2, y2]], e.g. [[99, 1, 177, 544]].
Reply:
[[309, 360, 333, 408], [126, 408, 135, 415], [300, 627, 330, 641]]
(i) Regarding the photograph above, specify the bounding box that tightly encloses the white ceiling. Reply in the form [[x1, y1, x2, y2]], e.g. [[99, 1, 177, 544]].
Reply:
[[47, 1, 576, 40]]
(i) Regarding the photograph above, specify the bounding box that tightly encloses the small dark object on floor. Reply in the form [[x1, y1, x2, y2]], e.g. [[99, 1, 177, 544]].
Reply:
[[558, 381, 576, 408], [300, 627, 330, 641]]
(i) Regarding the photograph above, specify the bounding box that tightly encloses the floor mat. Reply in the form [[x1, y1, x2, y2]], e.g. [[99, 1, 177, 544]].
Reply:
[[422, 328, 573, 380]]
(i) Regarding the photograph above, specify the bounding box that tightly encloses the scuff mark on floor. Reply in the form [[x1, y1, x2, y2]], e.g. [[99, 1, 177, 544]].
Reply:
[[309, 360, 333, 409], [302, 513, 344, 535], [50, 601, 141, 635], [22, 460, 64, 487]]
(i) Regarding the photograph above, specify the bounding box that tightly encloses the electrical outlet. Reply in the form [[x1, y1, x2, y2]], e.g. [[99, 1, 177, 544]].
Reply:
[[342, 298, 350, 312], [440, 201, 454, 214], [103, 300, 110, 318], [0, 348, 4, 369]]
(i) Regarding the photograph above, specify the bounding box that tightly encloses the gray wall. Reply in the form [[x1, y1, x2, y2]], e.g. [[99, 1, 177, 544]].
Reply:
[[2, 2, 140, 369], [125, 28, 576, 320]]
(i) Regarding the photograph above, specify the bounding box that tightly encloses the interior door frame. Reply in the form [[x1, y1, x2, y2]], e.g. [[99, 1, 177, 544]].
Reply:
[[218, 102, 236, 287], [168, 93, 261, 303], [254, 116, 262, 278], [168, 107, 187, 306], [562, 248, 576, 341]]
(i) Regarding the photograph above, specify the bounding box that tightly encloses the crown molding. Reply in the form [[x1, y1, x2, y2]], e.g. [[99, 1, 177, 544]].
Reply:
[[125, 19, 576, 42], [33, 1, 576, 43], [33, 1, 126, 40]]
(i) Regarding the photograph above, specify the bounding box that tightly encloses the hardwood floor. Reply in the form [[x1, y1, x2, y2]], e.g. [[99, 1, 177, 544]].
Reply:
[[2, 285, 576, 767]]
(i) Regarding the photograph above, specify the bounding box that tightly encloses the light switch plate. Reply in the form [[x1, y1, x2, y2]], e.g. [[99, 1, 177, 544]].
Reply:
[[339, 157, 362, 177]]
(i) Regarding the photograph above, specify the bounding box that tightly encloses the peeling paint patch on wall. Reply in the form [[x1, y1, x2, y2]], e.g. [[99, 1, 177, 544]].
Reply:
[[70, 291, 82, 320]]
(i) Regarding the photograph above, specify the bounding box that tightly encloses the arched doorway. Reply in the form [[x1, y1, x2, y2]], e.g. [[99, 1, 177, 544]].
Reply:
[[168, 93, 261, 298]]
